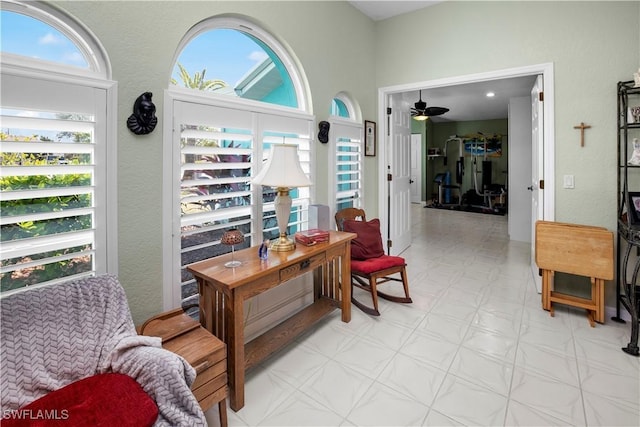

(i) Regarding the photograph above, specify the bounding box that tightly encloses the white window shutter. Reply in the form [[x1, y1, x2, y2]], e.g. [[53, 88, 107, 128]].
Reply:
[[329, 119, 364, 215], [171, 98, 314, 307], [1, 74, 107, 292]]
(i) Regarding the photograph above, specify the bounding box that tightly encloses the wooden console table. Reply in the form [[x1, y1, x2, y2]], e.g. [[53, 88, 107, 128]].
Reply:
[[187, 230, 355, 411]]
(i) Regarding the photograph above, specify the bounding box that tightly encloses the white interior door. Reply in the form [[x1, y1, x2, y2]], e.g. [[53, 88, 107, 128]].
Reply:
[[507, 96, 532, 242], [388, 94, 412, 255], [530, 75, 544, 293], [410, 134, 422, 203]]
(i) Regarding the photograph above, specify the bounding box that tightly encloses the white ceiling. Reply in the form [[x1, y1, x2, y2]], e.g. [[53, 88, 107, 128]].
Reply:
[[348, 1, 441, 21], [349, 1, 537, 123], [406, 76, 538, 123]]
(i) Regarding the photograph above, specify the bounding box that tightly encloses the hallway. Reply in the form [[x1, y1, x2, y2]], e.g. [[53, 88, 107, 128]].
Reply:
[[208, 205, 639, 426]]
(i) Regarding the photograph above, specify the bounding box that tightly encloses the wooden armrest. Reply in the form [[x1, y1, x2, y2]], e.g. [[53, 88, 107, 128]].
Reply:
[[139, 308, 200, 341]]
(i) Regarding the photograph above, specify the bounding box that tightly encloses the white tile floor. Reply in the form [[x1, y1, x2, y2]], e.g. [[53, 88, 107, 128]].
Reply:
[[206, 206, 640, 426]]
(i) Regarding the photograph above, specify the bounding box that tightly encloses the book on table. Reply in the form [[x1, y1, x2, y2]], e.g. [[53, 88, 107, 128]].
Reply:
[[294, 229, 330, 246]]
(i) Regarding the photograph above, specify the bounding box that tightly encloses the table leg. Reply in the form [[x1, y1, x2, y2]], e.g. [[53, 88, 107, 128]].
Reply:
[[590, 277, 598, 325], [198, 278, 214, 332], [541, 270, 547, 310], [341, 242, 351, 323], [226, 291, 245, 411]]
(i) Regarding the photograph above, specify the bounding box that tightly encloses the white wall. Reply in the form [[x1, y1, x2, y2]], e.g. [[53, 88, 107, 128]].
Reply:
[[508, 96, 532, 242]]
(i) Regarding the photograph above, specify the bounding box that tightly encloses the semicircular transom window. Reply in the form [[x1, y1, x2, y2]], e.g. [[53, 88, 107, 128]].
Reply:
[[331, 98, 350, 118], [172, 28, 298, 108], [0, 10, 89, 69]]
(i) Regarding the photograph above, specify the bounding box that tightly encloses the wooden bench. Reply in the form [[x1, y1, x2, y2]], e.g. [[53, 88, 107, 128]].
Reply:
[[535, 220, 614, 326], [140, 308, 228, 426]]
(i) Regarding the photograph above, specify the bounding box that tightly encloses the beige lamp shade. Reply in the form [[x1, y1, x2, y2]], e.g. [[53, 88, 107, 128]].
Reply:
[[252, 144, 311, 251], [252, 144, 311, 188]]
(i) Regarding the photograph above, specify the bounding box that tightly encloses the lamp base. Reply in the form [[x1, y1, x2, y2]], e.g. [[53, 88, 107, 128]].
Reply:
[[224, 260, 242, 268], [270, 235, 295, 252]]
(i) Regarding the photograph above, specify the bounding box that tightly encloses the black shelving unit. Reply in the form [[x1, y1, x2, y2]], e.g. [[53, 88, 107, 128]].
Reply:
[[614, 80, 640, 356]]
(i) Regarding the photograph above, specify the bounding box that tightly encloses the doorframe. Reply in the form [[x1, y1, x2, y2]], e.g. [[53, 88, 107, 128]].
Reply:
[[377, 63, 556, 243], [410, 133, 423, 204]]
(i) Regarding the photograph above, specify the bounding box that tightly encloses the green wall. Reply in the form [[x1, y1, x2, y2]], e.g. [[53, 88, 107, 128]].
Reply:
[[430, 120, 509, 202], [375, 1, 639, 231], [375, 1, 639, 310]]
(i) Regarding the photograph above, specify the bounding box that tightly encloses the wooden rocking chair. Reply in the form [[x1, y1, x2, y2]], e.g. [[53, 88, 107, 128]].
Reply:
[[335, 207, 412, 316]]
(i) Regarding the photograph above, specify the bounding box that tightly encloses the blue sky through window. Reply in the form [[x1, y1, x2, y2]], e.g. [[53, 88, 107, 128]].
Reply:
[[172, 29, 268, 88], [1, 11, 88, 68]]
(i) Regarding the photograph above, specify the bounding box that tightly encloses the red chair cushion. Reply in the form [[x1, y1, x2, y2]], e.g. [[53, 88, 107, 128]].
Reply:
[[3, 373, 158, 427], [342, 218, 385, 260], [351, 255, 406, 275]]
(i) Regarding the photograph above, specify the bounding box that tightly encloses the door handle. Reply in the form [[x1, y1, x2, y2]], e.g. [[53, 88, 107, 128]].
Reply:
[[409, 179, 414, 184], [527, 186, 535, 191]]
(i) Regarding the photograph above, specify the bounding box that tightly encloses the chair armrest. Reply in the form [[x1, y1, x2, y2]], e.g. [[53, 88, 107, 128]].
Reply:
[[139, 308, 200, 343]]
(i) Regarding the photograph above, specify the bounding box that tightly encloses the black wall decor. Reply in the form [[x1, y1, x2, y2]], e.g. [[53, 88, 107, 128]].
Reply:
[[318, 120, 330, 143], [127, 92, 157, 135]]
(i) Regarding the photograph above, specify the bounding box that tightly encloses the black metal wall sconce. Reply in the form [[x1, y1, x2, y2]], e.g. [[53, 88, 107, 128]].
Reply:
[[127, 92, 157, 135]]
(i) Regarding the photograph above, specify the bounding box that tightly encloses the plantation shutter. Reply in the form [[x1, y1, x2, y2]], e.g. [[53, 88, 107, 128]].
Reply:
[[0, 73, 107, 292], [174, 101, 253, 306], [172, 99, 313, 307], [330, 120, 363, 212]]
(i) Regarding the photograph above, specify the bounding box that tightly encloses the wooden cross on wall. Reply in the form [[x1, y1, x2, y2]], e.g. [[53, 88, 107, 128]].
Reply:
[[573, 122, 591, 147]]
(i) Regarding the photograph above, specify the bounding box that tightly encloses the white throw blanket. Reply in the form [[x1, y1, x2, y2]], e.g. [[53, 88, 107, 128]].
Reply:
[[0, 274, 206, 426]]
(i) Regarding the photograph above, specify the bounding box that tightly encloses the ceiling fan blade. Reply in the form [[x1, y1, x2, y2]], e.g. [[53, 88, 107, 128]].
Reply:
[[425, 106, 450, 116]]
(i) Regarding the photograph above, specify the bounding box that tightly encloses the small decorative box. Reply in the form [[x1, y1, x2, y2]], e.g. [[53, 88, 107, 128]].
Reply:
[[294, 229, 330, 246]]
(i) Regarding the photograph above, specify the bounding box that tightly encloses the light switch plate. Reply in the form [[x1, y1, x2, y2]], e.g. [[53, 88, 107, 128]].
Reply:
[[563, 174, 575, 189]]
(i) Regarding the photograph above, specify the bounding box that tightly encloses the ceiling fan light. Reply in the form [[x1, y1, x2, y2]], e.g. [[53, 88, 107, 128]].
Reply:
[[413, 114, 429, 121]]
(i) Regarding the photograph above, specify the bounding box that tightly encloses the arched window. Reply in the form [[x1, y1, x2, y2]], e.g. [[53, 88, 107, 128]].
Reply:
[[0, 1, 110, 77], [331, 98, 350, 118], [328, 92, 363, 217], [0, 1, 115, 293], [169, 16, 308, 110], [164, 15, 314, 314]]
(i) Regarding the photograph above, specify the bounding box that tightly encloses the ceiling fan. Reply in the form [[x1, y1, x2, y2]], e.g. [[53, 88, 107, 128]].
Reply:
[[411, 90, 449, 121]]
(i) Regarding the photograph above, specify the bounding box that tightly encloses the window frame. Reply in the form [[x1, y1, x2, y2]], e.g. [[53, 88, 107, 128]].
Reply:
[[1, 0, 111, 79], [0, 2, 116, 294], [164, 16, 314, 310], [328, 93, 364, 223], [169, 15, 311, 113]]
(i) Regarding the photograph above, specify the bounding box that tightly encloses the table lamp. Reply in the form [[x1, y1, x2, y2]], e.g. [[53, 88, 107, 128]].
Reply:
[[252, 144, 311, 252], [221, 228, 245, 267]]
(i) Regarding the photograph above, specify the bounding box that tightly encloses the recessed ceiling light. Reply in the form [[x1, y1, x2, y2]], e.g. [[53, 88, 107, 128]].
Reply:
[[486, 92, 495, 98]]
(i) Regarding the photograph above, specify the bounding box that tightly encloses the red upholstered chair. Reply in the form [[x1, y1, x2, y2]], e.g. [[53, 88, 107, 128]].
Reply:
[[335, 208, 412, 316]]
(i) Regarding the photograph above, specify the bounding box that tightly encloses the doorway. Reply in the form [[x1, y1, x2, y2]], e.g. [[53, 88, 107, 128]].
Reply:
[[377, 64, 556, 268]]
